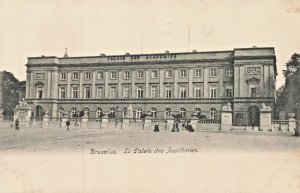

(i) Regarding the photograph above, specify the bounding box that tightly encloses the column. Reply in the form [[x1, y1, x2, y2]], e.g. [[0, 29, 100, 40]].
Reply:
[[159, 69, 164, 98], [131, 71, 136, 98], [233, 65, 240, 97], [67, 72, 71, 99], [25, 71, 30, 98], [203, 68, 208, 98], [239, 65, 244, 97], [174, 68, 178, 98], [188, 68, 193, 98], [79, 72, 84, 99], [145, 70, 149, 98], [92, 71, 96, 99], [263, 64, 269, 97], [51, 70, 58, 99], [105, 71, 109, 98], [118, 71, 122, 99], [47, 71, 51, 98], [219, 68, 224, 97]]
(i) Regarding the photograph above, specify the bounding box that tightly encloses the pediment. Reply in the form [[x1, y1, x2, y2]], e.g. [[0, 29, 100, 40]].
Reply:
[[246, 77, 260, 85]]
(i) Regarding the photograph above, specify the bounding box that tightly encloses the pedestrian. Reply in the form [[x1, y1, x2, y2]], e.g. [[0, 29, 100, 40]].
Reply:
[[15, 118, 19, 131], [172, 120, 179, 132], [154, 122, 159, 132], [186, 121, 195, 132], [251, 120, 255, 130], [278, 123, 282, 132], [75, 119, 79, 128], [66, 119, 70, 131]]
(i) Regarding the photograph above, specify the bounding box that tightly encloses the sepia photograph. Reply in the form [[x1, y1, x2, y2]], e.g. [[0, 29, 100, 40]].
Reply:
[[0, 0, 300, 193]]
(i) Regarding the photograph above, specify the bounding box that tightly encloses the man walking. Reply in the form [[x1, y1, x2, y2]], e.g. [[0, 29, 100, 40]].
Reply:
[[15, 118, 19, 131], [66, 119, 71, 131]]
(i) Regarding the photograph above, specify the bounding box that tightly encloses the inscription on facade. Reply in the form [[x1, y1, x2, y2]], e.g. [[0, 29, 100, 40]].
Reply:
[[107, 54, 177, 62], [35, 73, 46, 79], [246, 67, 261, 75]]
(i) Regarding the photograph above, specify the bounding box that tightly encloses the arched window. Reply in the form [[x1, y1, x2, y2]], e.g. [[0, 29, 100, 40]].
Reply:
[[136, 108, 143, 119], [110, 108, 115, 118], [71, 107, 77, 118], [58, 107, 64, 117], [151, 108, 157, 118], [210, 108, 217, 120], [36, 105, 43, 118], [195, 108, 201, 117], [83, 107, 89, 117], [165, 108, 172, 119], [96, 108, 102, 118], [180, 108, 186, 119]]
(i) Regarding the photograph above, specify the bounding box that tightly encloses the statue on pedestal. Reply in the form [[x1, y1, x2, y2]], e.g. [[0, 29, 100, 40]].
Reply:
[[260, 103, 272, 111], [124, 104, 133, 119], [222, 103, 232, 111]]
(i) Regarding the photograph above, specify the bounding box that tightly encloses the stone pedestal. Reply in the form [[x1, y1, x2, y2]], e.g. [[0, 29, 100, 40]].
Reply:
[[144, 116, 153, 130], [42, 114, 50, 129], [14, 100, 32, 129], [221, 112, 232, 131], [122, 118, 130, 130], [260, 111, 272, 131], [190, 117, 198, 130], [288, 118, 296, 133], [166, 118, 174, 130]]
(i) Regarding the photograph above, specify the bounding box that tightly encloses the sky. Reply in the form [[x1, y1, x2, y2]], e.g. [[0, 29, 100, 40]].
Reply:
[[0, 0, 300, 88]]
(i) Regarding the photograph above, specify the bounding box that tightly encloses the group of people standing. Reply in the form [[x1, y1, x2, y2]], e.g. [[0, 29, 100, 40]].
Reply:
[[153, 120, 195, 132]]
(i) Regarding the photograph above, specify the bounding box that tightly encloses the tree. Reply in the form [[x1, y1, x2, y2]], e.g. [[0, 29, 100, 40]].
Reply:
[[276, 53, 300, 117], [0, 71, 24, 118]]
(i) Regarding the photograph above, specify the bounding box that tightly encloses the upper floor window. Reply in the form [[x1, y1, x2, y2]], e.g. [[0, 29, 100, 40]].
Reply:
[[225, 68, 233, 77], [110, 86, 117, 99], [194, 85, 201, 98], [210, 85, 217, 98], [165, 70, 172, 78], [165, 85, 172, 98], [111, 71, 117, 79], [179, 69, 187, 78], [124, 71, 130, 79], [84, 86, 91, 99], [195, 69, 202, 78], [85, 72, 91, 80], [37, 87, 43, 99], [137, 86, 144, 98], [210, 69, 217, 77], [59, 87, 66, 99], [151, 86, 158, 98], [60, 73, 66, 80], [123, 85, 130, 99], [97, 72, 104, 79], [97, 86, 104, 99], [179, 85, 187, 98], [151, 70, 158, 78], [137, 71, 144, 79], [72, 86, 78, 99], [72, 72, 79, 80]]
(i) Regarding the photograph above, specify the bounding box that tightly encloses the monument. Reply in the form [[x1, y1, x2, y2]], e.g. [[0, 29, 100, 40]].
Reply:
[[221, 103, 232, 131], [14, 98, 31, 129], [259, 103, 272, 131], [81, 109, 89, 129], [122, 104, 134, 129], [42, 110, 50, 129]]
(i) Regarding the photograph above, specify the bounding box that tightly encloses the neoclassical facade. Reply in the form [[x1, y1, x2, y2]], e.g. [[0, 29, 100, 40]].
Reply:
[[25, 47, 277, 126]]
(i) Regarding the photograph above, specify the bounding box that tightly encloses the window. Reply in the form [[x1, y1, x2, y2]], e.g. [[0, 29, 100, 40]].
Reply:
[[124, 71, 130, 79], [59, 87, 66, 99], [180, 108, 186, 119], [210, 108, 217, 120], [226, 88, 233, 98], [109, 108, 116, 118], [84, 86, 91, 99], [151, 108, 157, 118], [97, 86, 104, 99], [251, 87, 257, 97], [180, 69, 187, 78], [137, 86, 144, 98], [72, 86, 78, 99], [136, 108, 143, 119], [165, 70, 172, 78], [97, 72, 104, 79], [137, 71, 144, 79], [60, 73, 66, 80], [194, 85, 201, 98], [72, 72, 79, 80], [165, 108, 172, 119], [111, 71, 117, 79], [151, 86, 158, 98], [225, 69, 233, 77], [123, 85, 130, 99], [210, 85, 217, 98], [71, 107, 77, 118], [37, 87, 43, 99], [58, 107, 64, 117], [165, 85, 172, 98], [195, 69, 202, 78], [151, 70, 158, 78], [85, 72, 91, 80], [96, 108, 102, 118], [110, 86, 117, 99], [210, 69, 217, 77], [179, 85, 187, 98]]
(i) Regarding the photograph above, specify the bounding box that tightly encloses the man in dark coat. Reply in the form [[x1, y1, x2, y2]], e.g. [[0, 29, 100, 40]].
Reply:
[[15, 118, 19, 131], [154, 122, 159, 132], [66, 120, 71, 131]]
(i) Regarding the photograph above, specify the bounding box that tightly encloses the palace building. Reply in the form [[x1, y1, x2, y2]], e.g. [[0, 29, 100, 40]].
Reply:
[[25, 47, 277, 126]]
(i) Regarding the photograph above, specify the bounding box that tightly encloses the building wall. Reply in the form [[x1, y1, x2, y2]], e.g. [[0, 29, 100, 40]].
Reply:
[[25, 47, 277, 125]]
